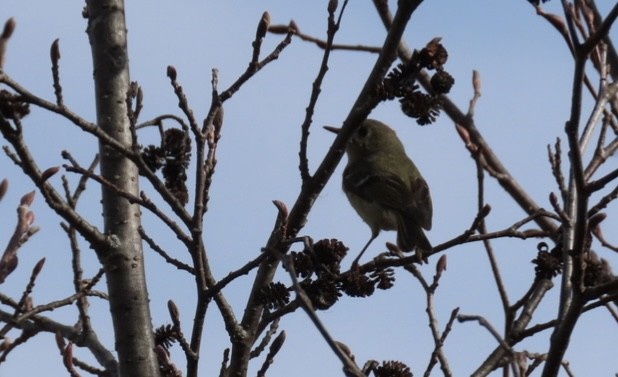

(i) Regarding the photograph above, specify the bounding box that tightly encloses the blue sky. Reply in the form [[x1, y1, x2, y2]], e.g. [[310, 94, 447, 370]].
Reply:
[[0, 1, 617, 376]]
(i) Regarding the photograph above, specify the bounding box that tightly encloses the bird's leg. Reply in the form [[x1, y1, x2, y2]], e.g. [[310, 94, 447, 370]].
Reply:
[[351, 233, 378, 266], [415, 247, 428, 264]]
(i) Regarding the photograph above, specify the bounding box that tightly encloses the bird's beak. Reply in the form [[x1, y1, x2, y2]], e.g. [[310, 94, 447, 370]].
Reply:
[[323, 125, 341, 134]]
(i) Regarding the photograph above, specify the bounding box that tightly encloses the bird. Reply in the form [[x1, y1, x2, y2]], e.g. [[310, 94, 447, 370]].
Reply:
[[324, 119, 432, 265]]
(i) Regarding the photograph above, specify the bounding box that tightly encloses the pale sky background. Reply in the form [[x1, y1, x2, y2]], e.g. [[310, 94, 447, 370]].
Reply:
[[0, 1, 617, 376]]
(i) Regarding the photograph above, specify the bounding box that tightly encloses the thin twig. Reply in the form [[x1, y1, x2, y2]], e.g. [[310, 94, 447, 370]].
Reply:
[[298, 0, 349, 182], [14, 258, 45, 317], [135, 114, 189, 130], [405, 262, 454, 377], [268, 23, 381, 53], [64, 163, 192, 247], [139, 227, 194, 274], [250, 318, 279, 359], [0, 307, 117, 372], [474, 130, 510, 313], [256, 330, 286, 377], [204, 253, 268, 301], [166, 66, 201, 137], [277, 250, 363, 377], [218, 29, 294, 104]]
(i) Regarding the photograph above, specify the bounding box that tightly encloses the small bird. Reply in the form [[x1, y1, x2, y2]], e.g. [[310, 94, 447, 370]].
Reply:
[[324, 119, 432, 265]]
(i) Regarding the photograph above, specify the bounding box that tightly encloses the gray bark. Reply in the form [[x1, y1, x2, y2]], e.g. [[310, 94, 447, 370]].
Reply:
[[85, 1, 160, 376]]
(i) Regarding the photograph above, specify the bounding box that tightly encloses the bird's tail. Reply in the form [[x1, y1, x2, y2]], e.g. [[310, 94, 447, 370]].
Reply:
[[396, 217, 431, 255]]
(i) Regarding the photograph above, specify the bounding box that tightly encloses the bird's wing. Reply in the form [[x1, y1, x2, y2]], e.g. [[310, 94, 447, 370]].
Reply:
[[343, 167, 432, 230], [406, 174, 432, 230]]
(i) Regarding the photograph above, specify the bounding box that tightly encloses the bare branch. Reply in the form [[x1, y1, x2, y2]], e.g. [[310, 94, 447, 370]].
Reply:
[[405, 262, 454, 377], [459, 314, 519, 377], [63, 163, 192, 247], [256, 330, 286, 377], [277, 250, 363, 377], [204, 252, 268, 301], [166, 66, 200, 138], [250, 318, 280, 360], [218, 28, 294, 104], [268, 23, 382, 53], [299, 0, 349, 182], [139, 227, 194, 274], [0, 307, 117, 372]]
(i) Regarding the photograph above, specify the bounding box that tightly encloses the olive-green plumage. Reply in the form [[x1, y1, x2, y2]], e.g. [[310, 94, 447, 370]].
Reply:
[[325, 119, 432, 264]]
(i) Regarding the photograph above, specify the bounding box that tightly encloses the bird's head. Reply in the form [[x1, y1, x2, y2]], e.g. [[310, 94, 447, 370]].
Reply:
[[324, 119, 404, 161]]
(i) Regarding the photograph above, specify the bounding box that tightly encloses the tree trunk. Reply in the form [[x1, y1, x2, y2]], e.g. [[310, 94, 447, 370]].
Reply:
[[85, 1, 160, 376]]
